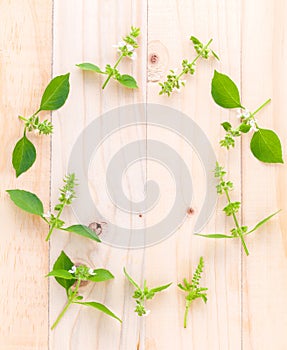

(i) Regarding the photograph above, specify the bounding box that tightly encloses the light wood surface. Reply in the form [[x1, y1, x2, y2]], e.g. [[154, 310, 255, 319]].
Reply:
[[0, 1, 286, 349], [0, 1, 52, 349]]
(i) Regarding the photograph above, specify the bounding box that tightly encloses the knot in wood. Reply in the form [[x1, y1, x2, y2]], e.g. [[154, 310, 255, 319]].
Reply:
[[148, 40, 169, 82]]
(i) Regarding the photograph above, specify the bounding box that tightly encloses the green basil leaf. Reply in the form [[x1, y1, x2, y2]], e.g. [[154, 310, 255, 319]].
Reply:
[[221, 122, 232, 131], [246, 210, 281, 235], [239, 123, 251, 133], [46, 269, 75, 280], [6, 189, 44, 216], [178, 283, 186, 291], [250, 128, 284, 163], [40, 73, 70, 111], [12, 134, 36, 177], [76, 63, 104, 74], [190, 36, 201, 45], [211, 70, 243, 109], [62, 224, 101, 242], [74, 301, 122, 322], [199, 293, 208, 303], [116, 74, 138, 89], [150, 282, 172, 294], [53, 251, 76, 292], [195, 233, 234, 239], [123, 267, 141, 290], [88, 269, 114, 282]]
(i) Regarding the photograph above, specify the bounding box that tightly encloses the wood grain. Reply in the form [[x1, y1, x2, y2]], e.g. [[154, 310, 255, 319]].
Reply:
[[146, 1, 242, 349], [50, 1, 147, 349], [241, 1, 287, 349], [0, 1, 52, 349]]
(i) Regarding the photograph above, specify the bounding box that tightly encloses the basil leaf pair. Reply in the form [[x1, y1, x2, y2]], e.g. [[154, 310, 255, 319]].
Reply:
[[12, 73, 70, 177], [211, 70, 283, 164]]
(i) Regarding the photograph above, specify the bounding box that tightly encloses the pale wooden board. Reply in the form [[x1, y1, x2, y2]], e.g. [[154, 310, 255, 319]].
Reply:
[[50, 1, 147, 349], [146, 1, 243, 349], [0, 1, 52, 349], [1, 0, 287, 349], [241, 0, 287, 349]]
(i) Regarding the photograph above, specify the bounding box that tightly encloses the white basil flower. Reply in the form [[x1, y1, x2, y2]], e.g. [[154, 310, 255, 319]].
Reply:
[[88, 268, 97, 276], [112, 40, 125, 48], [65, 190, 72, 199], [143, 310, 151, 317], [126, 44, 134, 52], [129, 51, 137, 60], [248, 119, 259, 132], [43, 211, 51, 219], [242, 110, 251, 118], [68, 266, 77, 274]]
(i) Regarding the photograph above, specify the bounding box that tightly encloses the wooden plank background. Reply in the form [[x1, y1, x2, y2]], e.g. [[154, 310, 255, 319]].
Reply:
[[0, 0, 286, 349]]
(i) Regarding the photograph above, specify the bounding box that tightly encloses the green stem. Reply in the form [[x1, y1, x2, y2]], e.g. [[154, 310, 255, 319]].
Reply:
[[102, 54, 124, 89], [251, 98, 271, 116], [184, 301, 191, 328], [45, 201, 67, 241], [51, 279, 81, 330], [42, 217, 49, 224], [18, 116, 28, 122], [176, 38, 213, 80], [19, 110, 41, 132], [51, 298, 73, 330], [21, 110, 41, 122], [45, 224, 54, 241], [222, 178, 249, 256]]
